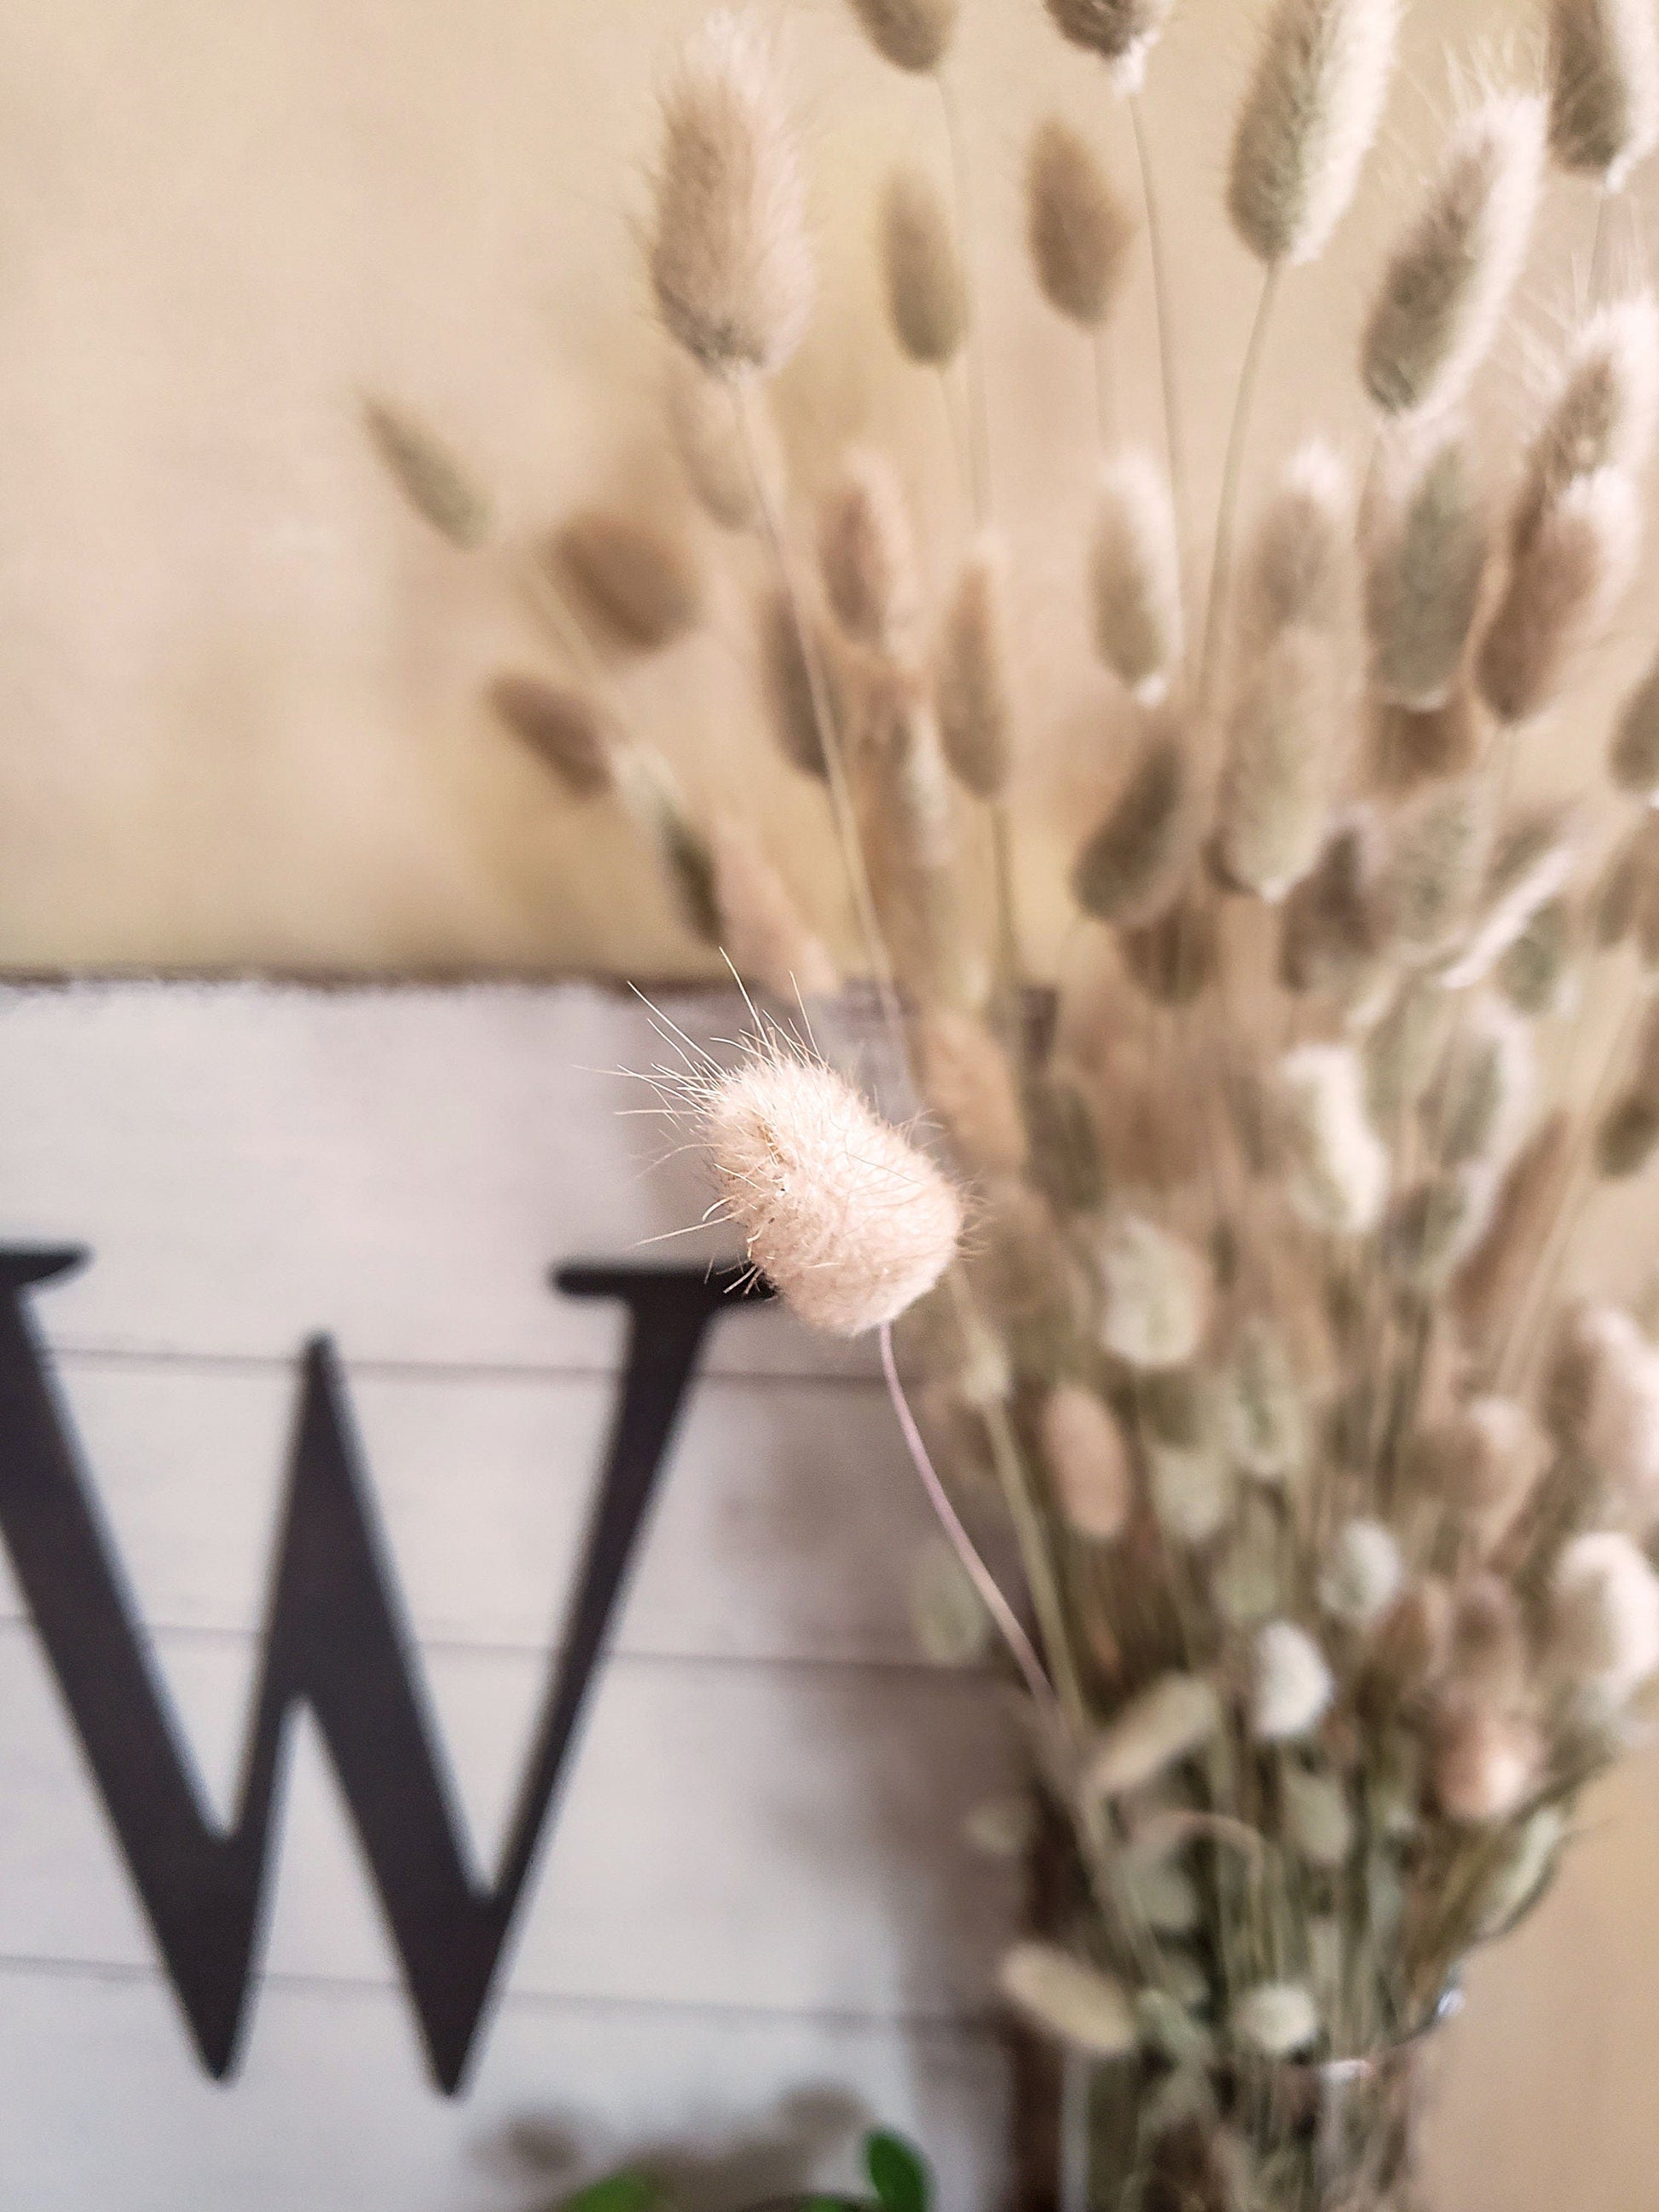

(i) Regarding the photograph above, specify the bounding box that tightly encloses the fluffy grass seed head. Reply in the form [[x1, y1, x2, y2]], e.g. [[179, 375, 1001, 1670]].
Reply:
[[1610, 640, 1659, 796], [1043, 0, 1176, 93], [1364, 419, 1489, 709], [1214, 626, 1343, 902], [651, 11, 814, 378], [1361, 91, 1546, 419], [936, 532, 1014, 800], [920, 1008, 1028, 1174], [548, 508, 705, 656], [756, 583, 837, 782], [845, 0, 958, 72], [1526, 296, 1659, 517], [882, 165, 968, 367], [364, 399, 491, 548], [1041, 1382, 1134, 1539], [488, 675, 616, 799], [666, 350, 773, 530], [1223, 1320, 1308, 1481], [1546, 1300, 1659, 1526], [1027, 117, 1135, 328], [710, 819, 840, 999], [1432, 1691, 1543, 1822], [1234, 1981, 1321, 2056], [1239, 439, 1355, 653], [1098, 1211, 1212, 1370], [1478, 467, 1643, 724], [1377, 774, 1490, 959], [1547, 0, 1659, 187], [1550, 1528, 1659, 1696], [818, 449, 922, 656], [1281, 1767, 1355, 1868], [1087, 1672, 1223, 1795], [700, 1048, 961, 1334], [1090, 452, 1184, 702], [1319, 1516, 1406, 1627], [1072, 722, 1189, 925], [1415, 1393, 1548, 1521], [1280, 812, 1384, 998], [999, 1943, 1137, 2056], [1228, 0, 1400, 268], [1250, 1620, 1336, 1741], [1278, 1042, 1390, 1234]]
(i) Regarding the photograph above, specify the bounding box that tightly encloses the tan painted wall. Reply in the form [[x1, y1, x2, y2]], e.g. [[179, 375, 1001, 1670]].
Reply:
[[2, 0, 1657, 2199]]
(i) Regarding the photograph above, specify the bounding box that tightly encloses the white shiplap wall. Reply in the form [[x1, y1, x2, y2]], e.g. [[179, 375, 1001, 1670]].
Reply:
[[0, 983, 1019, 2212]]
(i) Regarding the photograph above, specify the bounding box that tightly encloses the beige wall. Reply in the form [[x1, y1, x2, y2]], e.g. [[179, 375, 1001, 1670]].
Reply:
[[3, 0, 1658, 2199]]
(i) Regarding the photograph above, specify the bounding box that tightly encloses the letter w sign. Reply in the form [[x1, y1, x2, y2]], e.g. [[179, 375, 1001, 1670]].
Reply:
[[0, 1248, 766, 2094]]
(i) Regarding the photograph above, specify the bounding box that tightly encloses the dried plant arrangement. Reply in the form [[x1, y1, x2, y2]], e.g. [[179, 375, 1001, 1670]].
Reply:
[[367, 0, 1659, 2204]]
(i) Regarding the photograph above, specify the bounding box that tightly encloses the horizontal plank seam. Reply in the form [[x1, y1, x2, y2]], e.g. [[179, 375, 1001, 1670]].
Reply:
[[0, 1949, 1006, 2043], [0, 1613, 1002, 1684]]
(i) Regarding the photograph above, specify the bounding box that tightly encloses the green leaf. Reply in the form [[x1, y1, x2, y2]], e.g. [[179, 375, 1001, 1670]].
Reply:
[[558, 2172, 658, 2212], [864, 2131, 930, 2212]]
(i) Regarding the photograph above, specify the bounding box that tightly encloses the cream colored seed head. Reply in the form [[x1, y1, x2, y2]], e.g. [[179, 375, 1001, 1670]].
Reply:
[[1550, 1529, 1659, 1696], [1239, 439, 1354, 652], [1278, 1043, 1390, 1235], [1361, 92, 1545, 419], [999, 1943, 1136, 2056], [1250, 1620, 1335, 1741], [1026, 116, 1135, 327], [882, 165, 968, 367], [1214, 626, 1343, 903], [710, 820, 840, 1001], [1043, 0, 1176, 92], [1548, 0, 1659, 187], [666, 350, 773, 531], [1090, 451, 1184, 701], [1098, 1212, 1211, 1370], [845, 0, 958, 71], [1228, 0, 1401, 267], [1086, 1672, 1222, 1794], [818, 450, 921, 655], [935, 533, 1014, 800], [650, 12, 814, 378], [702, 1052, 962, 1335], [1040, 1383, 1134, 1540], [920, 1008, 1027, 1175], [1364, 419, 1489, 710], [1432, 1691, 1541, 1822], [1477, 467, 1642, 725]]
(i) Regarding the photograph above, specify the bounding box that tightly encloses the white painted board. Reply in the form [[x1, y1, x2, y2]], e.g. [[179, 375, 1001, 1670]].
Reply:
[[0, 982, 1018, 2210]]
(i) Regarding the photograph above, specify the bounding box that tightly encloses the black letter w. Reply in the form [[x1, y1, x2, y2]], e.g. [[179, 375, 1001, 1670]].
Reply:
[[0, 1249, 765, 2092]]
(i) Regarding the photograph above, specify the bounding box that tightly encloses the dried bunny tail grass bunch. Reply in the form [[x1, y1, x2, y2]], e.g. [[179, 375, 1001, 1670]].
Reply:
[[1477, 465, 1642, 724], [818, 449, 922, 654], [1238, 439, 1354, 652], [844, 0, 958, 74], [1361, 90, 1545, 419], [1026, 117, 1135, 328], [882, 165, 968, 367], [1043, 0, 1175, 94], [698, 1045, 961, 1334], [709, 820, 840, 1000], [1214, 626, 1345, 902], [651, 11, 813, 378], [1090, 452, 1184, 700], [1364, 418, 1489, 709], [1547, 0, 1659, 187], [1228, 0, 1400, 268]]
